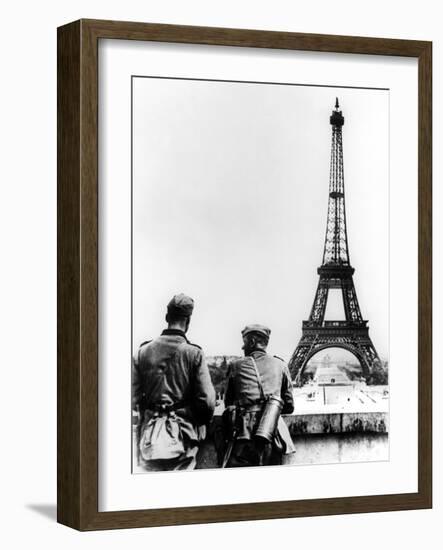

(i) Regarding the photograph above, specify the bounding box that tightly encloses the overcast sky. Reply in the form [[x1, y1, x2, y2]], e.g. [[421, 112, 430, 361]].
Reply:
[[132, 77, 389, 362]]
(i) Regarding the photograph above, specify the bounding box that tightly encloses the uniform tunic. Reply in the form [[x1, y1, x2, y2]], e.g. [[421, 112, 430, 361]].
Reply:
[[224, 350, 295, 467], [133, 329, 215, 470]]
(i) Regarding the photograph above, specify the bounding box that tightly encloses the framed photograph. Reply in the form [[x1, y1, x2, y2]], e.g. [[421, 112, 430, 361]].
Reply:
[[57, 19, 432, 530]]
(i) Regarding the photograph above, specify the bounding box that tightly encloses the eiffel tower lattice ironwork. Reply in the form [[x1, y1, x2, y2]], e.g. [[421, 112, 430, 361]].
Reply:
[[288, 99, 381, 385]]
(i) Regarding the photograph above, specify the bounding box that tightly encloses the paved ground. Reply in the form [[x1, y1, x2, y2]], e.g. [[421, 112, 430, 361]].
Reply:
[[294, 365, 389, 413]]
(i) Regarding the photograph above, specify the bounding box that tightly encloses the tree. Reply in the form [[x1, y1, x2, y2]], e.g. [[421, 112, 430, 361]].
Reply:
[[367, 360, 388, 385]]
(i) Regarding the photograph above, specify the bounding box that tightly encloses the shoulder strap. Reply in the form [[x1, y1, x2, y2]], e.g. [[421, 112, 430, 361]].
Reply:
[[250, 356, 266, 400]]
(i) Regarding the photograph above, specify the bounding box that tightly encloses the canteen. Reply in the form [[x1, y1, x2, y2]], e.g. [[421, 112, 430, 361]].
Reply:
[[254, 395, 284, 443]]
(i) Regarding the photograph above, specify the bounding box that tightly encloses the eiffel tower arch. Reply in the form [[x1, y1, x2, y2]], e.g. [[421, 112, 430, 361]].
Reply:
[[289, 99, 381, 385], [290, 323, 378, 385]]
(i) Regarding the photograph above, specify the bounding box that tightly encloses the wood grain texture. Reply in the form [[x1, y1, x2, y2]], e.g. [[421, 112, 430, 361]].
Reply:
[[57, 20, 81, 529], [83, 18, 428, 56], [57, 19, 432, 531], [417, 42, 432, 507]]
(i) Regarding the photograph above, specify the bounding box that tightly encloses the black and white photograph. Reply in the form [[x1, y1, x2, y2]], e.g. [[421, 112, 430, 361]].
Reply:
[[131, 77, 389, 473], [2, 0, 436, 542]]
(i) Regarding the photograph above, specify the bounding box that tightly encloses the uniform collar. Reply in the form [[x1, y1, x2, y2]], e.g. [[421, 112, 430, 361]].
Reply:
[[248, 349, 267, 358], [161, 328, 188, 340]]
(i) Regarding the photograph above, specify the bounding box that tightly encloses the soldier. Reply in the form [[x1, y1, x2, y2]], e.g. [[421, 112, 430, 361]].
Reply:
[[222, 324, 295, 467], [132, 293, 215, 471]]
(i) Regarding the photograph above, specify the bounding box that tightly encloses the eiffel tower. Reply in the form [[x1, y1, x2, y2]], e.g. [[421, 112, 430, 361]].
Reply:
[[288, 99, 380, 385]]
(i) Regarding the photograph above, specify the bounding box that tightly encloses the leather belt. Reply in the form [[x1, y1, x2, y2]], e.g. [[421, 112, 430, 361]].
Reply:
[[144, 400, 186, 417], [235, 399, 265, 413]]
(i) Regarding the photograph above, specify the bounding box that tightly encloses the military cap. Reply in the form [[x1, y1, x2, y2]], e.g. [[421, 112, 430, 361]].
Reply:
[[241, 324, 271, 340], [167, 293, 194, 317]]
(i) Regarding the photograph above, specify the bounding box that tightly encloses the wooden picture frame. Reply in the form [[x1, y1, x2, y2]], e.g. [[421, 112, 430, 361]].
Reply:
[[57, 19, 432, 530]]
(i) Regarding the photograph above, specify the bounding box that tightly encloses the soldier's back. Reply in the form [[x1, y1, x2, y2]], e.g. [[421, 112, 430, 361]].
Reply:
[[137, 330, 202, 409], [229, 351, 284, 406]]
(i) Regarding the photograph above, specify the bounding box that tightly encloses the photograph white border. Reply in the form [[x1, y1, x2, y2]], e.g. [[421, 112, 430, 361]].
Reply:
[[98, 39, 418, 512]]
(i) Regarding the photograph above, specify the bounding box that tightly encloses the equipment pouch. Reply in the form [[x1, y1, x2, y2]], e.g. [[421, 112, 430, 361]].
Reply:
[[139, 413, 185, 461]]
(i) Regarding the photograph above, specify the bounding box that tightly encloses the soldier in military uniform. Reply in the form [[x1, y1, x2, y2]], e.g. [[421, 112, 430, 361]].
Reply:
[[132, 294, 215, 471], [222, 324, 295, 467]]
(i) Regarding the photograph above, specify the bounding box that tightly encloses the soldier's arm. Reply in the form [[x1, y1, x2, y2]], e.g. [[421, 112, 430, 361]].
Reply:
[[223, 365, 235, 407], [191, 349, 216, 424], [132, 354, 142, 410], [281, 363, 295, 414]]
